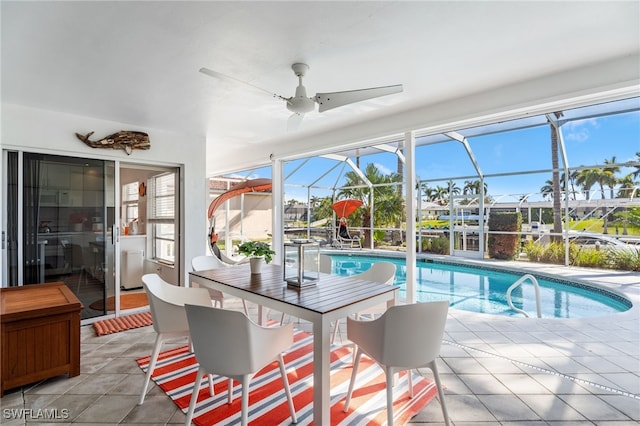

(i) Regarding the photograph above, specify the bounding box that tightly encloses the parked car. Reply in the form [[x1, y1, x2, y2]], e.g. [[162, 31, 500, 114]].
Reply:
[[568, 232, 638, 253]]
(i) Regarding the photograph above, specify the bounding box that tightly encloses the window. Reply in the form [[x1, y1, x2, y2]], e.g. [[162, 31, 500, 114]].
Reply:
[[148, 172, 175, 264], [122, 182, 139, 228]]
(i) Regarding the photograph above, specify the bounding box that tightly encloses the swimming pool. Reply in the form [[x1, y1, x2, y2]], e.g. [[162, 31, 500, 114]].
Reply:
[[327, 254, 631, 318]]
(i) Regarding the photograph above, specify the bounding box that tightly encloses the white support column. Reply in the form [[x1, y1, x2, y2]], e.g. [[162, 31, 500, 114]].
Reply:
[[405, 131, 417, 304], [272, 158, 284, 265]]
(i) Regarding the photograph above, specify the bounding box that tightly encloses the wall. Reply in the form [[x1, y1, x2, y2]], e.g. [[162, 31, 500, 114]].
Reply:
[[1, 103, 207, 287]]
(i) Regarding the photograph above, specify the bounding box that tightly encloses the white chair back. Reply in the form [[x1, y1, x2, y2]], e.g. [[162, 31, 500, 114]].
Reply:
[[142, 273, 211, 334], [184, 304, 297, 425], [354, 261, 396, 284], [378, 301, 448, 366], [191, 255, 228, 271], [185, 304, 293, 376], [344, 300, 451, 425]]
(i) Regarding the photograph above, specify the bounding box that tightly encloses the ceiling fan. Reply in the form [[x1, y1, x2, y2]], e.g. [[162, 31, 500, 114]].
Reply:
[[199, 63, 403, 130]]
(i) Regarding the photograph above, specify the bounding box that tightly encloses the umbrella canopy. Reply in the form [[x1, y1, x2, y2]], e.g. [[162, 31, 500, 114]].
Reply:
[[333, 198, 363, 218], [207, 178, 272, 219]]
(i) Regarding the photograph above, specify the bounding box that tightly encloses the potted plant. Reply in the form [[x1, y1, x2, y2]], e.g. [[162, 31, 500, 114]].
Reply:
[[237, 241, 275, 274]]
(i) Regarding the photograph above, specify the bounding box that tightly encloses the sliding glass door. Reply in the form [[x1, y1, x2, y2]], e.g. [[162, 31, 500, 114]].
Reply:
[[3, 152, 116, 321]]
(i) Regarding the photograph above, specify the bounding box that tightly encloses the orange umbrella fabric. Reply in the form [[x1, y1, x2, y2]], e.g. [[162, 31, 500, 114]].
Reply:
[[332, 198, 363, 218]]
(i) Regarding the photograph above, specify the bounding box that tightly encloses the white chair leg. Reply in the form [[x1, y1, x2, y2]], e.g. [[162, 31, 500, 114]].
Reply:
[[139, 335, 164, 405], [208, 374, 215, 397], [430, 361, 451, 426], [386, 366, 394, 426], [408, 369, 413, 398], [277, 354, 297, 423], [331, 319, 340, 344], [343, 348, 363, 412], [241, 376, 250, 426], [227, 378, 233, 404], [184, 367, 205, 425]]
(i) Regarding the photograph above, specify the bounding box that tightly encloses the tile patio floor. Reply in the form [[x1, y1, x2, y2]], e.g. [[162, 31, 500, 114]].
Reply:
[[2, 259, 639, 425]]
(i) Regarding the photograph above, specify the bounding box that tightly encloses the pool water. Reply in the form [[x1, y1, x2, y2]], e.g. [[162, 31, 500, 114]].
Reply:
[[328, 254, 631, 318]]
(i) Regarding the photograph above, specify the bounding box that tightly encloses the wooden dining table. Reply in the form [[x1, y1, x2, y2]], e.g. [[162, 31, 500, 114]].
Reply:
[[189, 262, 398, 426]]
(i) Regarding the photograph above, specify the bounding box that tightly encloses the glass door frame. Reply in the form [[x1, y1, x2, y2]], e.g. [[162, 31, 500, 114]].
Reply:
[[1, 149, 122, 324]]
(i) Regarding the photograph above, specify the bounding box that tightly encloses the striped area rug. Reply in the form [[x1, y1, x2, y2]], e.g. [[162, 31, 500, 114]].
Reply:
[[93, 312, 153, 336], [136, 328, 438, 425]]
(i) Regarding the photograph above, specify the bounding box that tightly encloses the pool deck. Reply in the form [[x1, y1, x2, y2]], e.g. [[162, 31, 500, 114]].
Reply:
[[1, 256, 638, 424]]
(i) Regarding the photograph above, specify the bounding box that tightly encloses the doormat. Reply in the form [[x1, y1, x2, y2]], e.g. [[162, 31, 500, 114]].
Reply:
[[136, 328, 438, 425], [93, 311, 153, 336], [89, 292, 148, 311]]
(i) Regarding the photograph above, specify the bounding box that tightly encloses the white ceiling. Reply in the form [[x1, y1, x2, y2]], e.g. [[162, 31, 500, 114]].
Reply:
[[2, 1, 639, 174]]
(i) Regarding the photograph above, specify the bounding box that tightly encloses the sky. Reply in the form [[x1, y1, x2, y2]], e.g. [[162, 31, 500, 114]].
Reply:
[[226, 100, 640, 204]]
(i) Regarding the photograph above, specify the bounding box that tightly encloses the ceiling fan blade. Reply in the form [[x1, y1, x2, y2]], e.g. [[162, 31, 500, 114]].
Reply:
[[199, 67, 287, 101], [287, 113, 304, 131], [315, 84, 403, 113]]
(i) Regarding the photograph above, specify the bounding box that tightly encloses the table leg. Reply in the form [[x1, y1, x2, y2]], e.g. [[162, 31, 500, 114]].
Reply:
[[257, 305, 266, 326], [312, 316, 332, 426]]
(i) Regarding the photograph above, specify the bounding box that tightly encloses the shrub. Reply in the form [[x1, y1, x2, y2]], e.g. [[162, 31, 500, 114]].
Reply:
[[607, 249, 640, 271], [373, 230, 386, 246], [429, 237, 450, 255], [488, 212, 522, 260]]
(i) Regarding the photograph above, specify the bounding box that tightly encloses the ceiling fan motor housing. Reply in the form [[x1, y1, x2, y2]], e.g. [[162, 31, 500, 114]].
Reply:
[[287, 84, 316, 113]]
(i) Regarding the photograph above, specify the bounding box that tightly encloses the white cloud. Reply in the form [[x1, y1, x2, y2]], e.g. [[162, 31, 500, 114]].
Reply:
[[374, 162, 392, 175], [563, 118, 599, 143]]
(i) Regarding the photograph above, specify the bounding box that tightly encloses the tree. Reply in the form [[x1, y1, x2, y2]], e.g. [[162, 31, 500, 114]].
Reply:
[[576, 168, 598, 200], [421, 183, 436, 202], [603, 156, 620, 199], [617, 173, 636, 198], [633, 152, 640, 179], [548, 111, 564, 241], [463, 179, 487, 195], [338, 163, 403, 247], [540, 179, 554, 201], [560, 170, 579, 200]]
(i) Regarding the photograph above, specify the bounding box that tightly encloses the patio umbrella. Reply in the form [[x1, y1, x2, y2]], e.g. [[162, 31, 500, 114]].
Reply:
[[333, 198, 363, 218]]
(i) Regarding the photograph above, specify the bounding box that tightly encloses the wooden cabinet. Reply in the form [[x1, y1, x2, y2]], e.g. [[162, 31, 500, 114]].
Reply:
[[0, 282, 83, 397]]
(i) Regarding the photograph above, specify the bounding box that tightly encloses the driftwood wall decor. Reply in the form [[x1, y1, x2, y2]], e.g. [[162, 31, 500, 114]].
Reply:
[[75, 130, 150, 155]]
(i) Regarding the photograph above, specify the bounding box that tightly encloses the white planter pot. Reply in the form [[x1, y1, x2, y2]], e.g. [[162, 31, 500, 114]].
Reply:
[[249, 257, 264, 274]]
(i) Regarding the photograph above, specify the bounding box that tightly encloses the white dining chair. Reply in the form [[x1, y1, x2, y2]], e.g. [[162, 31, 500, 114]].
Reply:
[[139, 273, 214, 405], [343, 301, 451, 426], [191, 255, 248, 315], [331, 261, 396, 343], [184, 304, 297, 426]]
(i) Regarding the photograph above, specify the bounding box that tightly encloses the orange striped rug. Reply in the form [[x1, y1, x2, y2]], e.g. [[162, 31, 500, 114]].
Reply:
[[136, 328, 438, 425], [93, 312, 153, 336]]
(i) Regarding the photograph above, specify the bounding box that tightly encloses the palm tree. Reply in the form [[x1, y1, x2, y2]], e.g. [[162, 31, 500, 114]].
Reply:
[[560, 170, 579, 200], [447, 180, 461, 197], [576, 168, 598, 200], [548, 111, 564, 241], [633, 152, 640, 179], [592, 164, 615, 233], [540, 179, 554, 201], [309, 195, 321, 208], [433, 185, 449, 205], [617, 173, 636, 198], [603, 156, 620, 199], [338, 163, 402, 247], [421, 183, 436, 202]]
